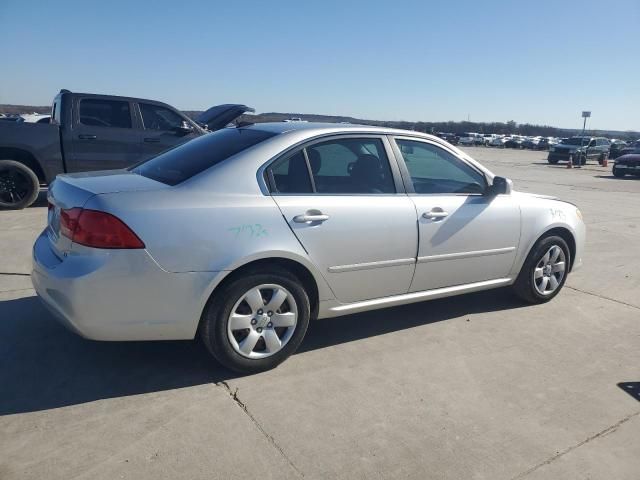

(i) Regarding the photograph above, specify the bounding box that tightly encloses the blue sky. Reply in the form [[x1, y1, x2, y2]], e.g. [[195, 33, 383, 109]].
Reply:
[[1, 0, 638, 130]]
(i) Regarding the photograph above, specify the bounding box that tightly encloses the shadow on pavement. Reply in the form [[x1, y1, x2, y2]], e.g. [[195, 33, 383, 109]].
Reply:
[[617, 382, 640, 402], [594, 175, 639, 181], [0, 288, 523, 415]]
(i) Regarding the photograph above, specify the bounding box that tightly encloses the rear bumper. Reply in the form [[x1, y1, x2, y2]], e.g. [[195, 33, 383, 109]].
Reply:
[[31, 230, 219, 341]]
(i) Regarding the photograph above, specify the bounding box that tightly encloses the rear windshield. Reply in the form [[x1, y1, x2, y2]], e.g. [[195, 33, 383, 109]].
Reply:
[[130, 128, 276, 185]]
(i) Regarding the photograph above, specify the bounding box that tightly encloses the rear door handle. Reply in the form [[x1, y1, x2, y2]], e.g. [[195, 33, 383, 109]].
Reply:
[[422, 209, 449, 220], [293, 212, 330, 223], [144, 137, 160, 143], [78, 134, 97, 140]]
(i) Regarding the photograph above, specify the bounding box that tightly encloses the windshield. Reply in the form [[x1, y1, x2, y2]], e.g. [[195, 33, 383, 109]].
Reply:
[[561, 137, 589, 146], [130, 128, 276, 185]]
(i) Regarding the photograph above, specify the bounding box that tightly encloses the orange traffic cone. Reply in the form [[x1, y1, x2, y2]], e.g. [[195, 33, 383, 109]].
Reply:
[[602, 156, 608, 167]]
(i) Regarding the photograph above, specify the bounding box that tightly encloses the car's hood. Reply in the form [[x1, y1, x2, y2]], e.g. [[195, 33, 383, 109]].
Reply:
[[197, 104, 255, 131], [615, 154, 640, 164], [514, 191, 558, 201]]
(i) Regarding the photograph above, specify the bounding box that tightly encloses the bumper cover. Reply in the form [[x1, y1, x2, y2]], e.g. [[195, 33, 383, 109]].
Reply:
[[31, 230, 218, 341]]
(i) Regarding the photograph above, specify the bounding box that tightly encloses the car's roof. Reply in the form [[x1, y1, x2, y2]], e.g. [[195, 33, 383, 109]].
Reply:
[[240, 121, 436, 139]]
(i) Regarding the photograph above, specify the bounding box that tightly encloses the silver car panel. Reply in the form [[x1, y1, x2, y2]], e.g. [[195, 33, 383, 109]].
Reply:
[[31, 123, 586, 341]]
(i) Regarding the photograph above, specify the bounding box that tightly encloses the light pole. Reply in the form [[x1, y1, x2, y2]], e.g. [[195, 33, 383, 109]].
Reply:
[[578, 111, 591, 166]]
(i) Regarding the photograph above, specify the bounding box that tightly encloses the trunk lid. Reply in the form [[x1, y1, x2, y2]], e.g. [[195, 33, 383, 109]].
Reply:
[[197, 104, 255, 131], [46, 170, 167, 256]]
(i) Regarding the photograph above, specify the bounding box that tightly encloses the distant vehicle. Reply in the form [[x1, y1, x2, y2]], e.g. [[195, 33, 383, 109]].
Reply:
[[458, 132, 482, 146], [284, 118, 307, 122], [434, 132, 459, 145], [20, 113, 51, 124], [0, 89, 253, 209], [613, 154, 640, 178], [505, 136, 525, 149], [609, 140, 627, 159], [521, 137, 541, 149], [0, 116, 22, 122], [619, 140, 640, 157], [482, 133, 498, 146], [33, 122, 585, 372], [547, 136, 610, 165], [490, 136, 508, 148]]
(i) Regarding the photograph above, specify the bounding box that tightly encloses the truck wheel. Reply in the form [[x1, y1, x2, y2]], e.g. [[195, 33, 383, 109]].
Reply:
[[547, 157, 558, 164], [0, 160, 40, 210]]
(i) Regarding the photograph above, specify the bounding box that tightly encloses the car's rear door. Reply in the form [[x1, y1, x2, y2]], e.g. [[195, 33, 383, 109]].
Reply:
[[268, 135, 418, 304], [391, 137, 520, 292], [67, 96, 144, 172]]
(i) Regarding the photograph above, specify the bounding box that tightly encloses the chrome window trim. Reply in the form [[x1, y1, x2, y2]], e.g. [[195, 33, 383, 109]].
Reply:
[[258, 133, 408, 196]]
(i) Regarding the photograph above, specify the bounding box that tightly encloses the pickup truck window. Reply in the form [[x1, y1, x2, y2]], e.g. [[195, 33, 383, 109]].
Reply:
[[140, 103, 184, 131], [79, 99, 132, 128], [130, 128, 276, 186]]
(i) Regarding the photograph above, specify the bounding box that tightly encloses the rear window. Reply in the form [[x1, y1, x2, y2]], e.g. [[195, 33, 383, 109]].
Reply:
[[130, 128, 276, 185]]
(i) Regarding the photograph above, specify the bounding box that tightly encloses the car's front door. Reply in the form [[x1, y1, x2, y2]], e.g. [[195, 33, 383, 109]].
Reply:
[[137, 102, 200, 162], [268, 135, 418, 304], [67, 97, 144, 172], [392, 137, 520, 292]]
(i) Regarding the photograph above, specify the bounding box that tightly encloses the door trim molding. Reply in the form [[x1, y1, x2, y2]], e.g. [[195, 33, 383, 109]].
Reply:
[[328, 257, 415, 273], [417, 246, 515, 264]]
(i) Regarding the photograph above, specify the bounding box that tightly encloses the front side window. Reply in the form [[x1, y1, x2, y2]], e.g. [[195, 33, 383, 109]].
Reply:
[[140, 103, 185, 131], [395, 139, 486, 194], [79, 99, 131, 128]]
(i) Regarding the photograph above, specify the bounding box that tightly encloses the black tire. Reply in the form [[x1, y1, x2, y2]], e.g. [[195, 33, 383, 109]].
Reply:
[[598, 153, 605, 165], [613, 166, 625, 178], [547, 157, 559, 165], [580, 154, 587, 166], [200, 268, 311, 373], [0, 160, 40, 209], [513, 235, 570, 304]]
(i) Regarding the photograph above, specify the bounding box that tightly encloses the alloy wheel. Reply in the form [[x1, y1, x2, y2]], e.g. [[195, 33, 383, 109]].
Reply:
[[533, 245, 566, 296], [227, 284, 298, 359], [0, 168, 31, 205]]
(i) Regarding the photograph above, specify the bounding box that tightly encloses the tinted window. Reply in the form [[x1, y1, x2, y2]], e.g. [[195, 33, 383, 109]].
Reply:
[[396, 139, 486, 194], [140, 103, 185, 130], [307, 138, 395, 194], [131, 128, 276, 185], [80, 99, 131, 128], [271, 151, 313, 194]]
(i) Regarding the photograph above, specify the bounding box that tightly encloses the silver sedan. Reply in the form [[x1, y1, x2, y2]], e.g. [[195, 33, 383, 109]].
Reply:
[[32, 122, 586, 372]]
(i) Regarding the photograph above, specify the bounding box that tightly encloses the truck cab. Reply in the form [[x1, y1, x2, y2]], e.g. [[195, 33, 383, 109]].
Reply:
[[0, 90, 253, 209]]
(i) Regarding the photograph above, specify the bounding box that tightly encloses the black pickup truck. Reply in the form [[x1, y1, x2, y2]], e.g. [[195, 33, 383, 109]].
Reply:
[[0, 89, 252, 209]]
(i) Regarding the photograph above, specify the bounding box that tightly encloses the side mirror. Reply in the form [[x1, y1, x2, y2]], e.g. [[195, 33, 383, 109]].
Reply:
[[173, 120, 194, 135], [487, 176, 512, 196]]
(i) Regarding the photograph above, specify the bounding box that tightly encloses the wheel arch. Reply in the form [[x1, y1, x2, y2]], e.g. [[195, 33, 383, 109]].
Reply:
[[0, 147, 46, 183], [527, 226, 577, 272], [198, 256, 325, 336]]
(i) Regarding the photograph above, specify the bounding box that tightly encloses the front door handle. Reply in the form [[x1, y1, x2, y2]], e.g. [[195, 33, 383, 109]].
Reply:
[[293, 211, 330, 223], [422, 209, 449, 220], [144, 137, 161, 143], [78, 134, 97, 140]]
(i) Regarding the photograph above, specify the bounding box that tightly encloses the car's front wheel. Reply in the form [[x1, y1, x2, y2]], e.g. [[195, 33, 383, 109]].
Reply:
[[200, 269, 310, 373], [513, 235, 570, 304]]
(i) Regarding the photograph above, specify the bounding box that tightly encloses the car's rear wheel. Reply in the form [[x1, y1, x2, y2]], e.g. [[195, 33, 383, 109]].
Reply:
[[547, 157, 558, 164], [513, 235, 570, 304], [0, 160, 40, 210], [200, 269, 310, 373]]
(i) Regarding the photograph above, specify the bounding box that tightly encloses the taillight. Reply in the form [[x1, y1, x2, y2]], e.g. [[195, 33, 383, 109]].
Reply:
[[60, 208, 145, 249]]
